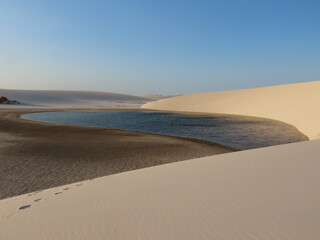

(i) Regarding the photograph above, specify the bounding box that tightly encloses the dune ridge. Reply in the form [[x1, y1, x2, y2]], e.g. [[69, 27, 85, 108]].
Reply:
[[135, 94, 180, 100], [0, 89, 151, 107], [142, 81, 320, 139]]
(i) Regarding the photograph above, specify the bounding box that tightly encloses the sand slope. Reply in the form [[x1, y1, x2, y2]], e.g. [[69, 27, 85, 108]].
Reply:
[[135, 94, 181, 100], [1, 81, 319, 239], [142, 81, 320, 139], [0, 89, 151, 107], [1, 139, 320, 240]]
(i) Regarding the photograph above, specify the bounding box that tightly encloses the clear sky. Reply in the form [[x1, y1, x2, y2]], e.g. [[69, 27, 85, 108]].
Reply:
[[0, 0, 319, 94]]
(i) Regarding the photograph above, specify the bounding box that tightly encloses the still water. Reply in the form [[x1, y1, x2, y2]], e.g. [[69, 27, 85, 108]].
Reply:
[[22, 111, 307, 150]]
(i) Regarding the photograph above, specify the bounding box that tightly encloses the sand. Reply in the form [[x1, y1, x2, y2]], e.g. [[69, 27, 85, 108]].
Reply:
[[135, 94, 180, 100], [142, 81, 320, 140], [0, 89, 152, 107], [1, 81, 320, 239], [0, 108, 233, 200], [1, 139, 319, 240]]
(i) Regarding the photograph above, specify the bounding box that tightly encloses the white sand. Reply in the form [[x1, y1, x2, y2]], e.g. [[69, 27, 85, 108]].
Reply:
[[142, 81, 320, 139], [135, 94, 181, 100], [0, 89, 151, 108], [1, 140, 320, 239], [1, 81, 320, 239]]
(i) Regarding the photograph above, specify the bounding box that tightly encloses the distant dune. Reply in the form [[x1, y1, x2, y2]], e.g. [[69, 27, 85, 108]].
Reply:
[[142, 81, 320, 139], [0, 89, 151, 107], [135, 94, 181, 101]]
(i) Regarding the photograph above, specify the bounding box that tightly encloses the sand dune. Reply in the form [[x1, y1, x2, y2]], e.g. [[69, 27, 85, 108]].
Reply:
[[1, 81, 320, 239], [1, 140, 320, 239], [0, 89, 151, 107], [135, 94, 181, 100], [142, 81, 320, 139]]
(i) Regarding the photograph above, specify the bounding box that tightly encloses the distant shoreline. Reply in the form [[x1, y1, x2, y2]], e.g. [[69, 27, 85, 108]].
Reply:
[[0, 108, 233, 200]]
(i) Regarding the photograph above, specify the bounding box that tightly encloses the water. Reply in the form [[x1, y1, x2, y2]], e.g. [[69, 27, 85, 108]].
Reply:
[[21, 111, 308, 150]]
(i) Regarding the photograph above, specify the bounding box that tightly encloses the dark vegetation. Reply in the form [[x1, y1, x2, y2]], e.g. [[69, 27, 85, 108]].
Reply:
[[0, 96, 20, 104]]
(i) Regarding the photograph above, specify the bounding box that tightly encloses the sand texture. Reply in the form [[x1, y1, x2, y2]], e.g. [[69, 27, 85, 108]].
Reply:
[[0, 108, 232, 200], [142, 81, 320, 139], [1, 139, 319, 240], [1, 81, 320, 239]]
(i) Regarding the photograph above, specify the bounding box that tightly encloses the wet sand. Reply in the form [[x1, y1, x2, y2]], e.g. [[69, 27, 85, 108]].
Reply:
[[0, 108, 234, 200]]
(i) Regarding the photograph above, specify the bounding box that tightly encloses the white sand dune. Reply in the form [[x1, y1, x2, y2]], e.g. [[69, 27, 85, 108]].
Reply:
[[0, 89, 151, 107], [1, 140, 320, 240], [142, 81, 320, 139], [1, 81, 320, 239], [135, 94, 181, 100]]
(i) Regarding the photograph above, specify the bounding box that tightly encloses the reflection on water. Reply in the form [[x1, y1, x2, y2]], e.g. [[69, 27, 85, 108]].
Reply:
[[22, 111, 308, 150]]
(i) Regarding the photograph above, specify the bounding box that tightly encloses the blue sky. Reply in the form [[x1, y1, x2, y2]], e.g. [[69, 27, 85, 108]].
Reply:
[[0, 0, 319, 94]]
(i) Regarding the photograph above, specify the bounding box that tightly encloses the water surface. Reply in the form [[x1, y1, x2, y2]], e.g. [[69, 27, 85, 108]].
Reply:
[[22, 111, 307, 150]]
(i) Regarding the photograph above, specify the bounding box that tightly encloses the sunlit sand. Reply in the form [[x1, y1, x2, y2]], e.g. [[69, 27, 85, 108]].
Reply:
[[1, 81, 320, 239]]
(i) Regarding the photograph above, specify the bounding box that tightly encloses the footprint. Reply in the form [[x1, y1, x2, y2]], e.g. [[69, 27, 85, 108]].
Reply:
[[34, 198, 42, 202], [76, 183, 82, 187], [27, 190, 41, 196], [5, 213, 17, 219], [63, 188, 70, 191], [19, 205, 32, 210], [54, 192, 63, 195]]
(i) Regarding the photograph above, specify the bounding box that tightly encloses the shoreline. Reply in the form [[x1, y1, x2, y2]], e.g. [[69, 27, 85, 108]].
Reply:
[[141, 108, 310, 140], [19, 109, 243, 150], [0, 108, 234, 200], [2, 139, 318, 239], [18, 109, 237, 150]]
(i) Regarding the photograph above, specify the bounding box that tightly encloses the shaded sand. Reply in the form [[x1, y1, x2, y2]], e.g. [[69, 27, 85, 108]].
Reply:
[[0, 108, 233, 200], [1, 140, 319, 240], [0, 89, 152, 107], [142, 81, 320, 139]]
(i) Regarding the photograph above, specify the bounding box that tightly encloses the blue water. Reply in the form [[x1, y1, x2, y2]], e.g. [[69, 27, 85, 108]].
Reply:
[[21, 111, 308, 150]]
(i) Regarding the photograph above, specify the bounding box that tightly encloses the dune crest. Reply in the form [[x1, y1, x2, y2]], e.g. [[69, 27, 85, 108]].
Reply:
[[142, 81, 320, 139], [0, 89, 151, 107], [135, 94, 181, 100]]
